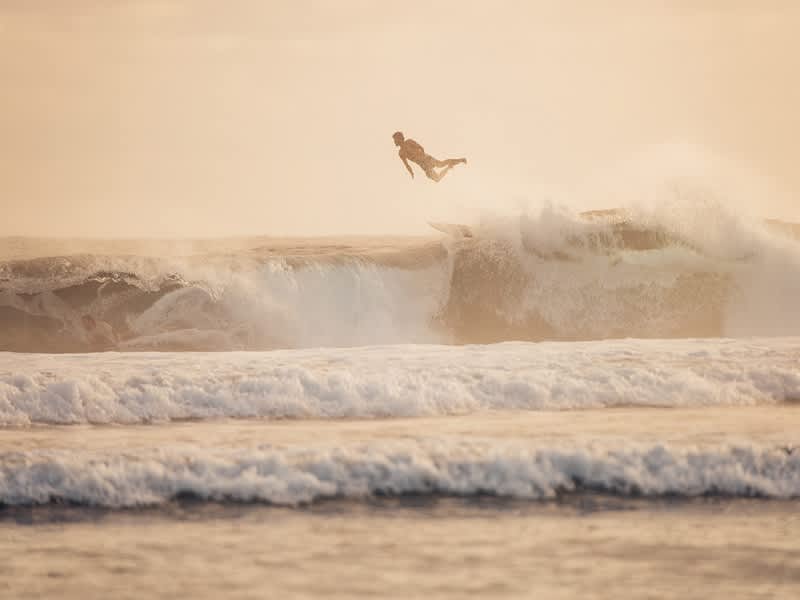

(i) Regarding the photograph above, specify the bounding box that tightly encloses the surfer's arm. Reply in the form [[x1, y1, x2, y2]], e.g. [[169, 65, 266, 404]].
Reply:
[[400, 155, 414, 178]]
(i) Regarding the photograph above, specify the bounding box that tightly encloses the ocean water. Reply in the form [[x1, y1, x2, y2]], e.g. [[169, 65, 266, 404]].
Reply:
[[2, 206, 800, 598]]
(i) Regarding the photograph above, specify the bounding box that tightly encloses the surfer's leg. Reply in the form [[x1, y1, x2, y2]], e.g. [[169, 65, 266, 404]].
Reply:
[[423, 167, 442, 182], [427, 165, 453, 182], [422, 157, 441, 181], [433, 158, 467, 168], [423, 155, 457, 181]]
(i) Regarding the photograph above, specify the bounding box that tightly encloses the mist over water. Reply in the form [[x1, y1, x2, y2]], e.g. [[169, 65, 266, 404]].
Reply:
[[3, 3, 800, 238]]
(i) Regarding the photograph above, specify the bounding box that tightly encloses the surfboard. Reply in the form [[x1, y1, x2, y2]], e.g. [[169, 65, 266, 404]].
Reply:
[[428, 222, 473, 238]]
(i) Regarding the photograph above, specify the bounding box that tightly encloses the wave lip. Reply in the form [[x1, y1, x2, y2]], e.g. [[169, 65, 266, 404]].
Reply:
[[2, 441, 798, 508], [2, 339, 799, 426]]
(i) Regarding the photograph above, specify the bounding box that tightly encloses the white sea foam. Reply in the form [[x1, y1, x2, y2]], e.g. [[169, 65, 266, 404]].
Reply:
[[1, 439, 798, 507], [1, 338, 798, 426], [124, 261, 447, 349], [468, 201, 800, 338]]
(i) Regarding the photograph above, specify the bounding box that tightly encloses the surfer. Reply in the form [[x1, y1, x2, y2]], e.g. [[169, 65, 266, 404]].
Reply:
[[392, 131, 466, 182]]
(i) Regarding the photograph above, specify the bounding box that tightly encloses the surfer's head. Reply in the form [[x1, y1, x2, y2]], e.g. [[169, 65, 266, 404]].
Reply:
[[392, 131, 404, 146]]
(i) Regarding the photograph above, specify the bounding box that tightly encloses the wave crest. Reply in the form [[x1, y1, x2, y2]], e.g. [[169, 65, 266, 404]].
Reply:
[[2, 206, 800, 351]]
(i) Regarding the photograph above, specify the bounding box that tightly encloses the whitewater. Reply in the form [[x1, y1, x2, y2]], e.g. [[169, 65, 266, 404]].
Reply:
[[4, 205, 800, 352], [2, 338, 799, 426], [2, 204, 800, 599]]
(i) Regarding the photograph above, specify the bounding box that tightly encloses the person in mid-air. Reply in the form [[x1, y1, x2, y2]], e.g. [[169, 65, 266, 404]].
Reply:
[[393, 131, 466, 182]]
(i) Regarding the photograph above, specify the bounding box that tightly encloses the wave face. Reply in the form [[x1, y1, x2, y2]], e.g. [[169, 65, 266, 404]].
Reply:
[[2, 441, 798, 507], [1, 339, 798, 426], [2, 205, 800, 352]]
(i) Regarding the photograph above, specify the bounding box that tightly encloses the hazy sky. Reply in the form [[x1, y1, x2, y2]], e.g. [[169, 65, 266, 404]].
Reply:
[[1, 1, 798, 237]]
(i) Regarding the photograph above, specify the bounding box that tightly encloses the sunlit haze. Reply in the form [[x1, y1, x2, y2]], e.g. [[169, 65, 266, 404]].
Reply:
[[4, 4, 800, 597], [1, 1, 798, 237]]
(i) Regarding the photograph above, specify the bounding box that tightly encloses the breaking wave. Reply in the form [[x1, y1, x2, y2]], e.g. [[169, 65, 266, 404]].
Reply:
[[2, 440, 799, 507], [2, 203, 800, 352], [1, 339, 798, 426]]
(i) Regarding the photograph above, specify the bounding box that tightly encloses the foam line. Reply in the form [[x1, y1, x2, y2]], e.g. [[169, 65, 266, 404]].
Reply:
[[2, 338, 799, 425], [2, 440, 798, 507]]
